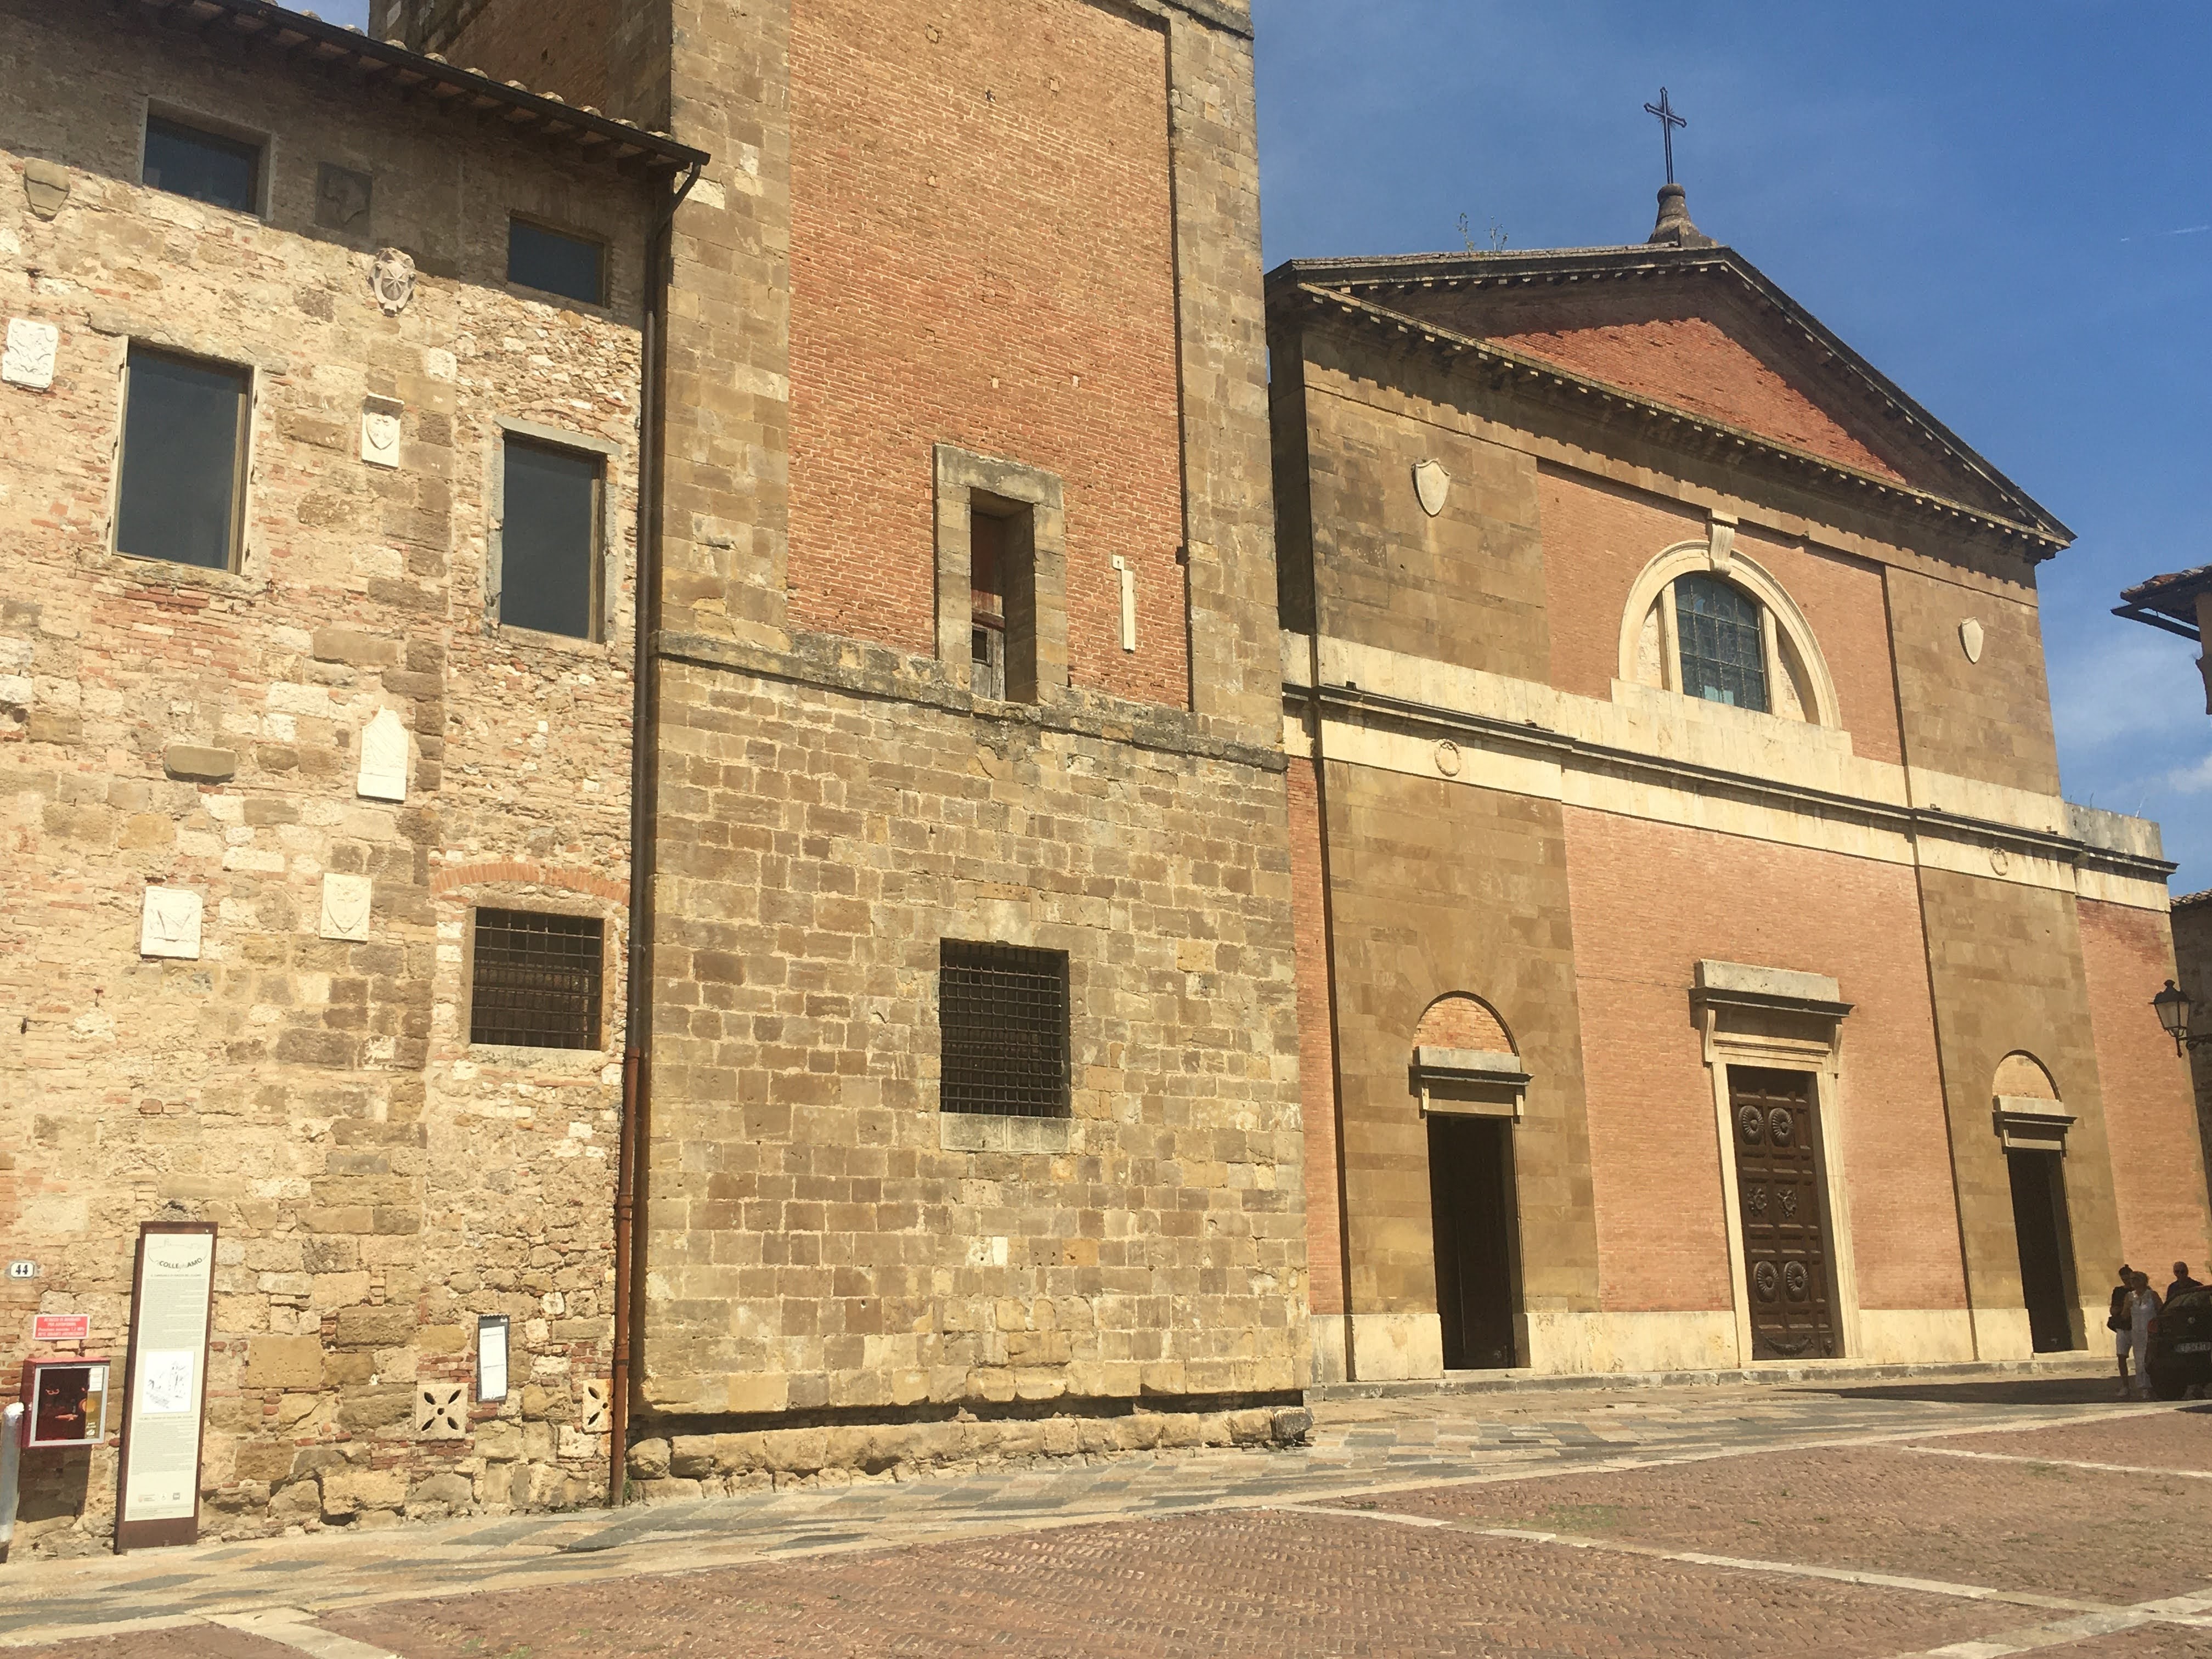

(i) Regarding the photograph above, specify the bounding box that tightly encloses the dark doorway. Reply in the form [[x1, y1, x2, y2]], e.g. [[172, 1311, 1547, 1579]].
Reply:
[[2007, 1149, 2080, 1352], [1730, 1068, 1839, 1360], [1428, 1114, 1520, 1369]]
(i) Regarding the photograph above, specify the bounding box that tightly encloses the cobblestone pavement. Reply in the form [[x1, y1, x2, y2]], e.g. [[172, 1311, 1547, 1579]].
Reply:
[[4, 1369, 2207, 1658]]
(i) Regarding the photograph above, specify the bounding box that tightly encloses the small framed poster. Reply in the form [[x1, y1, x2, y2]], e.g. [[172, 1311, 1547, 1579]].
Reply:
[[20, 1358, 112, 1448], [477, 1314, 510, 1403], [113, 1221, 217, 1553]]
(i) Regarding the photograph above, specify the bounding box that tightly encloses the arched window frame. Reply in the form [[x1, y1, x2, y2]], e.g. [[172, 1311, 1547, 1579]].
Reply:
[[1617, 537, 1843, 730]]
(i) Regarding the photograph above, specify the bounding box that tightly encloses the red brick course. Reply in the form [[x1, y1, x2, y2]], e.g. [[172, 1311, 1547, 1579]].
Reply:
[[785, 0, 1189, 707], [2077, 898, 2212, 1271], [1561, 809, 1965, 1317]]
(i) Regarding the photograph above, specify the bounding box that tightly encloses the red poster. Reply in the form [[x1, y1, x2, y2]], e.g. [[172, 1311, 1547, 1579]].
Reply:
[[33, 1313, 91, 1342]]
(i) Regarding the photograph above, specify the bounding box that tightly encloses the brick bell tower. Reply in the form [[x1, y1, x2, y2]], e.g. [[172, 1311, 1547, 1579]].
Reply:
[[373, 0, 1312, 1493]]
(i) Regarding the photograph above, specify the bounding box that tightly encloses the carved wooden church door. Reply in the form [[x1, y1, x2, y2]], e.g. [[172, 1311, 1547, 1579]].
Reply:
[[1730, 1068, 1837, 1360]]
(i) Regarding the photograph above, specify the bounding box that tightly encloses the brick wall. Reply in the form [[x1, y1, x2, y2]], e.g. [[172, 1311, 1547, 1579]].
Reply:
[[783, 0, 1189, 708], [1536, 467, 1906, 765], [2078, 897, 2212, 1270], [1, 2, 647, 1550], [1286, 753, 1342, 1318], [1561, 809, 1964, 1316], [1384, 278, 1923, 487]]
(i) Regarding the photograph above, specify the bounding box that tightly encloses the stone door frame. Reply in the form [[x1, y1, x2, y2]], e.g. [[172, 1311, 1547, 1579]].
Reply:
[[1692, 961, 1859, 1368]]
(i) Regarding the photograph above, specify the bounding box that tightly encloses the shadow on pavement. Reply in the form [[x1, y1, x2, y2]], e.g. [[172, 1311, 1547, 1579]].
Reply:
[[1786, 1375, 2166, 1408]]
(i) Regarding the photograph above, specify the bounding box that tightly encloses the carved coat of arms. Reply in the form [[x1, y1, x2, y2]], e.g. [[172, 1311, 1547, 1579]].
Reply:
[[370, 247, 415, 315]]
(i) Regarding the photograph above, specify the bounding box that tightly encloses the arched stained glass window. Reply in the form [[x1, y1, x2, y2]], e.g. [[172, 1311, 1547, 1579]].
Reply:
[[1674, 574, 1769, 712]]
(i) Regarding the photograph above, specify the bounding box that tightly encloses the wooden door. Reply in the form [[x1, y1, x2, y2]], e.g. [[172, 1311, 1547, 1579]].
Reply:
[[1729, 1068, 1838, 1360]]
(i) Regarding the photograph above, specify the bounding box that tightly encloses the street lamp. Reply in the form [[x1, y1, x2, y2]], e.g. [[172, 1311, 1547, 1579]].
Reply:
[[2153, 980, 2211, 1054]]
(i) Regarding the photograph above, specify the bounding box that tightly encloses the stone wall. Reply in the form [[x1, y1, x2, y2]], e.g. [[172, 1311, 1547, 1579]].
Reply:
[[1, 2, 648, 1551]]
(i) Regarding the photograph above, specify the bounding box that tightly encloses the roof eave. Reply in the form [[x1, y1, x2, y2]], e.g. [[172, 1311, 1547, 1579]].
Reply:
[[1267, 244, 2072, 547], [133, 0, 710, 173], [1286, 281, 2070, 558]]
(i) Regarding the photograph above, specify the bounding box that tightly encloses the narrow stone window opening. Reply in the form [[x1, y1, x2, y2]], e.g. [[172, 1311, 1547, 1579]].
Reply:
[[116, 345, 251, 572], [939, 940, 1069, 1117], [1674, 573, 1769, 713], [143, 114, 262, 215], [499, 436, 604, 640], [469, 909, 605, 1050], [508, 216, 607, 306], [969, 495, 1038, 702]]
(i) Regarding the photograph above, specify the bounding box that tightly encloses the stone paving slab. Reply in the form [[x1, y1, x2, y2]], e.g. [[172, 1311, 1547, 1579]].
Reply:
[[0, 1379, 2172, 1651], [287, 1511, 2039, 1659], [1361, 1442, 2212, 1605]]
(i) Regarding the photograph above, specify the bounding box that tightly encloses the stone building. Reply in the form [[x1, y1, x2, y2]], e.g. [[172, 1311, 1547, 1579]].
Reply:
[[1271, 188, 2212, 1383], [362, 0, 1307, 1504], [2, 0, 701, 1550]]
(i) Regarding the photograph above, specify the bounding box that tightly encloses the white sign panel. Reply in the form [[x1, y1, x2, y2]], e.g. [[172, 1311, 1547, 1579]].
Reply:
[[120, 1228, 215, 1529]]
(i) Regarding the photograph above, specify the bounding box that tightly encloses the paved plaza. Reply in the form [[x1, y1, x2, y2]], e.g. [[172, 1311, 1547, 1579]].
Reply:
[[5, 1367, 2209, 1658]]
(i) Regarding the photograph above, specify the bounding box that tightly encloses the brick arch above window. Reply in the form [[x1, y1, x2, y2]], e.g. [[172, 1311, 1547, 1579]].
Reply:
[[1412, 991, 1515, 1057], [1993, 1050, 2061, 1103], [1617, 537, 1842, 730], [431, 859, 629, 905]]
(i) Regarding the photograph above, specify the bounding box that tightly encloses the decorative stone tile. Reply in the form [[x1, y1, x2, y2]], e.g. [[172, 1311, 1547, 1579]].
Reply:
[[356, 707, 409, 801], [140, 887, 202, 960], [3, 318, 58, 391], [414, 1381, 466, 1440], [360, 396, 403, 469], [319, 873, 372, 941]]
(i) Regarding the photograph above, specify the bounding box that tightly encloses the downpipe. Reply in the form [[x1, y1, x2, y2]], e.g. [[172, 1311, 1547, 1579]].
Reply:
[[609, 157, 698, 1509]]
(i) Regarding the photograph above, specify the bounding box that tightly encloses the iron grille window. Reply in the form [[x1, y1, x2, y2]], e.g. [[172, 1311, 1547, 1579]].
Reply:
[[1674, 573, 1769, 713], [939, 940, 1069, 1117], [470, 909, 604, 1050]]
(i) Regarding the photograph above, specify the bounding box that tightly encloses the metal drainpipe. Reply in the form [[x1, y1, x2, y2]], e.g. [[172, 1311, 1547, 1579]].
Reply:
[[1, 1401, 24, 1561], [611, 157, 699, 1510]]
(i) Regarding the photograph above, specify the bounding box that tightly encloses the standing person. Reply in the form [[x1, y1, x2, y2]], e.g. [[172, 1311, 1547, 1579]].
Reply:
[[2128, 1270, 2163, 1400], [2110, 1265, 2136, 1397], [2168, 1261, 2205, 1302]]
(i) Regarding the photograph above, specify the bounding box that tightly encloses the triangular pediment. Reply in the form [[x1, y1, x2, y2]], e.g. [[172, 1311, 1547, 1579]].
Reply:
[[1274, 246, 2065, 544]]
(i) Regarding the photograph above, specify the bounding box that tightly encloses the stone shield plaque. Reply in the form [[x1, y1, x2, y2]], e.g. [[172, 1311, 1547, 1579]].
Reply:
[[1413, 459, 1451, 518]]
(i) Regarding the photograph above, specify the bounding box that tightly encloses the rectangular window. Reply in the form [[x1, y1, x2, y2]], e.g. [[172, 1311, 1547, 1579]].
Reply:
[[1674, 573, 1769, 713], [500, 436, 602, 640], [508, 217, 607, 305], [470, 909, 605, 1049], [970, 498, 1037, 702], [143, 115, 261, 215], [116, 347, 251, 571], [939, 940, 1070, 1118]]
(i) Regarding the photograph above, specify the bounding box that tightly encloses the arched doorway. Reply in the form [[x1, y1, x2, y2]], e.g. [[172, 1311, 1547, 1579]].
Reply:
[[1994, 1054, 2080, 1353], [1413, 994, 1526, 1370]]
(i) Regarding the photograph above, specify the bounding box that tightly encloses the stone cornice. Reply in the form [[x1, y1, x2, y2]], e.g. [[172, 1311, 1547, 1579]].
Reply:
[[1278, 280, 2068, 562], [658, 629, 1286, 775], [1284, 673, 2174, 890]]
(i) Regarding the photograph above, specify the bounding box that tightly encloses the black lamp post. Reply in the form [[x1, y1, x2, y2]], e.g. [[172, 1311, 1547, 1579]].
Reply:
[[2153, 980, 2211, 1054]]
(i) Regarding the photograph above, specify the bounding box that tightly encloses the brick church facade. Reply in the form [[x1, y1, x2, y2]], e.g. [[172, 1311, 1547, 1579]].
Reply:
[[1269, 191, 2209, 1384], [1, 0, 2202, 1554]]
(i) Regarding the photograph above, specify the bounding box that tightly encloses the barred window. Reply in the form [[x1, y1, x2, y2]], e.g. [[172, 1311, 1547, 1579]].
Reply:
[[939, 940, 1069, 1117], [470, 909, 604, 1049], [1674, 574, 1769, 713]]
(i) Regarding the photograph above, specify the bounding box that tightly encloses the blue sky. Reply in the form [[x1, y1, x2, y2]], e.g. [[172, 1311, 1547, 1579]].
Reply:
[[324, 0, 2209, 892]]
